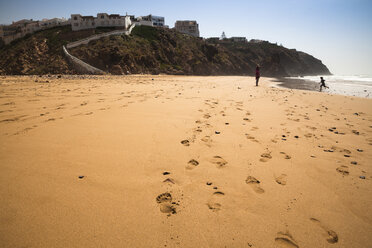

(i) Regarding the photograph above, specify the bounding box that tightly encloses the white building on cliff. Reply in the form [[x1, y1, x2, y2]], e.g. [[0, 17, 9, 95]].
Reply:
[[135, 15, 165, 27], [70, 13, 167, 31], [174, 20, 199, 37], [70, 13, 132, 31]]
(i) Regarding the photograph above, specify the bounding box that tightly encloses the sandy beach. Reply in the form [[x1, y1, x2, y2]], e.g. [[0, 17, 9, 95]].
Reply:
[[0, 75, 371, 248]]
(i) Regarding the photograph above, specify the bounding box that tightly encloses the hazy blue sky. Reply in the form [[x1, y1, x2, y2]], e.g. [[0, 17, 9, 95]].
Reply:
[[1, 0, 371, 75]]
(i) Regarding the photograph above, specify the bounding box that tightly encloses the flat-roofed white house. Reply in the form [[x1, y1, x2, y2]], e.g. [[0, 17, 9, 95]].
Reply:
[[151, 15, 165, 27], [70, 13, 131, 31], [134, 15, 165, 27], [174, 20, 199, 37], [39, 18, 68, 29], [24, 21, 40, 34]]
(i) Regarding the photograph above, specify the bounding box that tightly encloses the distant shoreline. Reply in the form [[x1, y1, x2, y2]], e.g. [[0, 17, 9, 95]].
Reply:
[[274, 75, 372, 98]]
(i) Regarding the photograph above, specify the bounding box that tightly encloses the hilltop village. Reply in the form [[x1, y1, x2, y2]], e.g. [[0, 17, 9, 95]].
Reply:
[[0, 13, 203, 45], [0, 12, 260, 46]]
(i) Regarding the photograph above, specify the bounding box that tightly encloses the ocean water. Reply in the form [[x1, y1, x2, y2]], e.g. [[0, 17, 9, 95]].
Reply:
[[289, 75, 372, 98]]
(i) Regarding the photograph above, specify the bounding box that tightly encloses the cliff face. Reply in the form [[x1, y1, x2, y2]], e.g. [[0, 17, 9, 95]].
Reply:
[[0, 26, 117, 75], [0, 25, 331, 76]]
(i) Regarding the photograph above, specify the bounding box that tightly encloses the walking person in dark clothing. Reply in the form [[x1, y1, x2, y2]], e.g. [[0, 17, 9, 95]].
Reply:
[[255, 65, 260, 86], [319, 77, 329, 92]]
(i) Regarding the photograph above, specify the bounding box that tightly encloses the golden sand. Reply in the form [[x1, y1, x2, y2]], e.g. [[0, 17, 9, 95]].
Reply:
[[0, 75, 371, 247]]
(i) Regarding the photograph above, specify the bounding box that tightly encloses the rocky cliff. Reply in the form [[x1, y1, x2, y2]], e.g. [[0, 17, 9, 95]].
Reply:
[[0, 25, 331, 76]]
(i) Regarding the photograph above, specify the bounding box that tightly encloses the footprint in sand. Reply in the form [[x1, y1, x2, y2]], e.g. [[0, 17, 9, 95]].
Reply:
[[280, 152, 291, 160], [304, 133, 313, 138], [201, 136, 212, 147], [306, 125, 317, 131], [310, 218, 338, 244], [260, 152, 272, 162], [210, 156, 228, 168], [207, 191, 225, 211], [186, 159, 199, 170], [271, 138, 279, 143], [181, 139, 190, 146], [203, 113, 211, 119], [352, 130, 360, 135], [156, 193, 176, 214], [336, 166, 349, 176], [245, 176, 265, 194], [275, 174, 287, 185], [163, 178, 176, 184], [245, 133, 259, 143], [194, 127, 203, 133], [207, 201, 222, 211], [275, 232, 299, 248]]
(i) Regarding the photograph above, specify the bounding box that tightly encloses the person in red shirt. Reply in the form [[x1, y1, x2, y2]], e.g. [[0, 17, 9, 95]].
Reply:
[[255, 65, 260, 86]]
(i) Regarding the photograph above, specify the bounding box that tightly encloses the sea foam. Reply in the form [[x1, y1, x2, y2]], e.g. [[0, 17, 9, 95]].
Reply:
[[290, 75, 372, 98]]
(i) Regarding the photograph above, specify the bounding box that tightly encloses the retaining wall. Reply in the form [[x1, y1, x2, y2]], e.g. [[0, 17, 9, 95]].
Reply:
[[62, 45, 105, 74]]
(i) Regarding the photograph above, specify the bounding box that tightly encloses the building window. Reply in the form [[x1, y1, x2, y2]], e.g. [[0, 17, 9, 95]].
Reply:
[[74, 17, 77, 20], [101, 15, 104, 19]]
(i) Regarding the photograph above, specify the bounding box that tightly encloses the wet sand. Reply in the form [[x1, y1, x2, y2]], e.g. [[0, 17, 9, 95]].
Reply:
[[273, 77, 320, 92], [0, 75, 371, 248]]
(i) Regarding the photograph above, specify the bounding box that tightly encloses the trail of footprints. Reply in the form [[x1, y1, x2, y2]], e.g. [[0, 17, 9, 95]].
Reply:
[[174, 98, 344, 246]]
